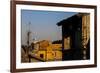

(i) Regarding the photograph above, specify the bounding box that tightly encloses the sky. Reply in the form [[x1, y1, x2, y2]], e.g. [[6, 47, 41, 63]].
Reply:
[[21, 10, 77, 45]]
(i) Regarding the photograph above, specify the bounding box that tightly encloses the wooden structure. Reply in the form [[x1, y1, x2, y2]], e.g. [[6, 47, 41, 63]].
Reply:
[[57, 13, 90, 60]]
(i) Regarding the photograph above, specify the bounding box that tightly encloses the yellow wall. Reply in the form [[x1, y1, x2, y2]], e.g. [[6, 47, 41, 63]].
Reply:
[[39, 40, 49, 50], [52, 44, 62, 50], [54, 51, 62, 60], [82, 14, 90, 48], [46, 50, 62, 61], [37, 51, 46, 60], [46, 51, 55, 61], [31, 40, 62, 61], [64, 37, 70, 50]]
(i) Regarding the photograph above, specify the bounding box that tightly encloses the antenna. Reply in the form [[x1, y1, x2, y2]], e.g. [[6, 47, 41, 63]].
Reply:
[[27, 22, 31, 46]]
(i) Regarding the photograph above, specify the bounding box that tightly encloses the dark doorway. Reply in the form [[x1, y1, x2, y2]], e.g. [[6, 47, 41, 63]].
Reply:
[[40, 54, 44, 58]]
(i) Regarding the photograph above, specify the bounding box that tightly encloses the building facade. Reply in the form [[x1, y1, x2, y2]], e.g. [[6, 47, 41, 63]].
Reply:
[[57, 13, 90, 60], [31, 40, 62, 62]]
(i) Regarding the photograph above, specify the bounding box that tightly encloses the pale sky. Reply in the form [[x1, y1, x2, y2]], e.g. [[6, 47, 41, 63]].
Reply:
[[21, 10, 77, 45]]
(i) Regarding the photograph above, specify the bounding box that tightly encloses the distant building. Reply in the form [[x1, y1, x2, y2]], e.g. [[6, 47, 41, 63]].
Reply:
[[31, 40, 62, 62]]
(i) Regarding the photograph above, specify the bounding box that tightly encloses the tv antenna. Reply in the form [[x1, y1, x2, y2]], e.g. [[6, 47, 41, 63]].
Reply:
[[27, 22, 31, 46]]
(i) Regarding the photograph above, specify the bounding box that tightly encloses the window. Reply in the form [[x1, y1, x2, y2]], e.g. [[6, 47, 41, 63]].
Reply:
[[40, 54, 44, 58]]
